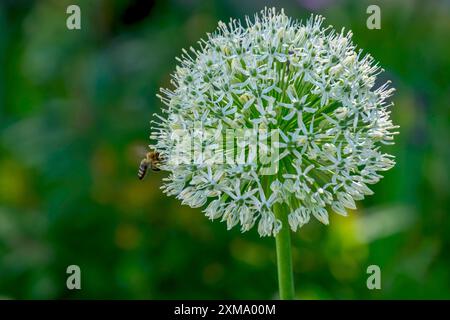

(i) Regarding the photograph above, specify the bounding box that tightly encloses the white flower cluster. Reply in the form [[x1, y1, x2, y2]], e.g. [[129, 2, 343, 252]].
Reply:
[[151, 8, 398, 236]]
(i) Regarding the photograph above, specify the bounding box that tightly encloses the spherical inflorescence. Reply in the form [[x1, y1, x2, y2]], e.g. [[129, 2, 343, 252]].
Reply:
[[151, 8, 398, 236]]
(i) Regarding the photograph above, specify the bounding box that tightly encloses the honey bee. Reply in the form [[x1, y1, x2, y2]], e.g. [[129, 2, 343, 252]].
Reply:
[[138, 151, 162, 180]]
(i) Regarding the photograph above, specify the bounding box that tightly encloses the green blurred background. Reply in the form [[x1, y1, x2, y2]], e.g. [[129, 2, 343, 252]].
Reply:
[[0, 0, 449, 299]]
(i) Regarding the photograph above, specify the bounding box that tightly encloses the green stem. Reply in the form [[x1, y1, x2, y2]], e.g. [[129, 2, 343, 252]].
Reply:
[[274, 203, 295, 300]]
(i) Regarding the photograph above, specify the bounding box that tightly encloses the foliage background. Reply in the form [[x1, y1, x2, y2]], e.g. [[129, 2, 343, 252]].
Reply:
[[0, 0, 449, 299]]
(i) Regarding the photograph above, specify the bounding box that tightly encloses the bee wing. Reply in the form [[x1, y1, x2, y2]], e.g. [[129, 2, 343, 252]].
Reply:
[[134, 145, 149, 158]]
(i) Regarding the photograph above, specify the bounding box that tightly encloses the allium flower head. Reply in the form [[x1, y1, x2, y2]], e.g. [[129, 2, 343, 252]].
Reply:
[[151, 8, 398, 236]]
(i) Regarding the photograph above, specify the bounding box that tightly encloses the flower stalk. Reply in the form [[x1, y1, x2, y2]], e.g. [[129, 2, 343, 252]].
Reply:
[[274, 203, 295, 300]]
